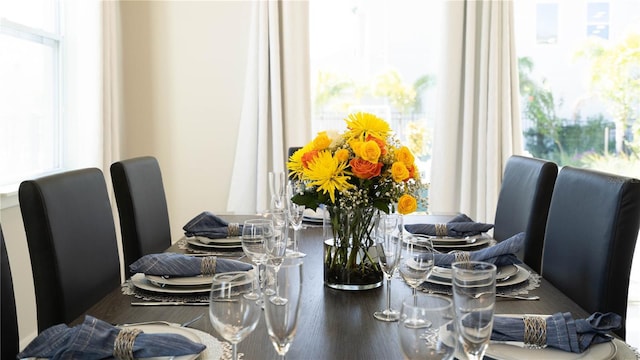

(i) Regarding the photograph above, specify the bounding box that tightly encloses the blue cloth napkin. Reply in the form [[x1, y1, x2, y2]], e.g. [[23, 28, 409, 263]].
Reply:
[[130, 253, 253, 277], [433, 232, 524, 267], [491, 312, 620, 353], [183, 211, 243, 239], [17, 315, 205, 360], [405, 213, 494, 237]]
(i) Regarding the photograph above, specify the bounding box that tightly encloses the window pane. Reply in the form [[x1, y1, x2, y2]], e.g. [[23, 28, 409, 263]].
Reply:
[[0, 0, 57, 33], [0, 33, 59, 185], [536, 3, 558, 44]]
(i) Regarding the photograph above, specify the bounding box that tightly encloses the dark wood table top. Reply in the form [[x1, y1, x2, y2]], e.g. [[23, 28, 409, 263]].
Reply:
[[76, 214, 592, 360]]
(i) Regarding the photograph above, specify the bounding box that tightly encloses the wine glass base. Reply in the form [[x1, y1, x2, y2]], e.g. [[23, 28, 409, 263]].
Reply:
[[285, 250, 306, 258], [373, 309, 401, 322], [404, 318, 432, 329], [268, 295, 289, 306]]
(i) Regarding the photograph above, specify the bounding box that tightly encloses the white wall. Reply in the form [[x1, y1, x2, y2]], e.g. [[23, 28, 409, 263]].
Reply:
[[2, 0, 253, 348]]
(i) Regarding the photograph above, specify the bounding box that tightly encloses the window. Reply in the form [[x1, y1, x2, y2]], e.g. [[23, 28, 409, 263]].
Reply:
[[536, 3, 559, 44], [0, 0, 101, 201], [309, 0, 443, 184], [0, 0, 62, 189], [587, 2, 609, 39]]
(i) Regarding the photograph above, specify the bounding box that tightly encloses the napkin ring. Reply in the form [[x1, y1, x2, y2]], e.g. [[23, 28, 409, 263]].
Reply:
[[435, 223, 448, 236], [523, 315, 546, 349], [201, 256, 217, 275], [114, 328, 142, 360], [453, 251, 471, 263], [228, 223, 240, 236]]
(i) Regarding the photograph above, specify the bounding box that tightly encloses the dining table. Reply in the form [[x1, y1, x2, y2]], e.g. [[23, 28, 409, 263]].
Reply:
[[72, 213, 637, 360]]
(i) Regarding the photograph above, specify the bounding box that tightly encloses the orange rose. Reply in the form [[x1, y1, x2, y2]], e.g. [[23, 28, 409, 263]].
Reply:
[[397, 194, 417, 214], [350, 158, 383, 179], [301, 150, 319, 169], [391, 162, 410, 182]]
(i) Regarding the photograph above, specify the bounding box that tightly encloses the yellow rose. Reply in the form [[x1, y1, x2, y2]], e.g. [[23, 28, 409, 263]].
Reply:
[[360, 140, 381, 163], [313, 131, 332, 150], [335, 148, 350, 162], [391, 161, 410, 182], [397, 194, 417, 214], [349, 140, 363, 157], [396, 146, 415, 167]]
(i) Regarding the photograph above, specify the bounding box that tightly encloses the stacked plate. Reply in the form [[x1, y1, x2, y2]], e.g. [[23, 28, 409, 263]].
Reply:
[[426, 264, 530, 288], [129, 272, 214, 295], [408, 232, 493, 252], [185, 235, 242, 252]]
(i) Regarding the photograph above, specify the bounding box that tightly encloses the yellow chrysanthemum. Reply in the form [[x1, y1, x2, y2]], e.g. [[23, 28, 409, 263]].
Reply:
[[304, 150, 354, 203], [345, 112, 391, 141], [287, 144, 314, 180], [312, 131, 332, 150]]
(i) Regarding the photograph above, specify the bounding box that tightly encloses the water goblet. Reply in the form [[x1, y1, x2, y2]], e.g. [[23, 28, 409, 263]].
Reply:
[[264, 209, 289, 304], [451, 261, 496, 360], [398, 294, 457, 360], [264, 259, 303, 359], [269, 171, 286, 210], [373, 213, 403, 322], [287, 202, 305, 257], [209, 271, 261, 360], [241, 219, 272, 302], [398, 237, 435, 297]]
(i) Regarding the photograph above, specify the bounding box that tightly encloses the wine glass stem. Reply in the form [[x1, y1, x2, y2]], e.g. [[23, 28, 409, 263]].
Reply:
[[232, 343, 238, 360], [385, 276, 392, 311], [293, 229, 299, 252]]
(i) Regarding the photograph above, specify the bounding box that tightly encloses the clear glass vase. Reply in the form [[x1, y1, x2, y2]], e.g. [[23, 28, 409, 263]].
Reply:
[[323, 205, 383, 290]]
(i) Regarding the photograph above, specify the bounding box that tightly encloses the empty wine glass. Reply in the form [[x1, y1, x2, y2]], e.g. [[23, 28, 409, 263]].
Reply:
[[264, 209, 289, 304], [399, 237, 435, 297], [241, 219, 272, 303], [269, 171, 286, 210], [398, 294, 457, 360], [264, 259, 303, 359], [373, 213, 403, 322], [209, 271, 261, 360], [451, 261, 496, 360], [287, 201, 305, 258]]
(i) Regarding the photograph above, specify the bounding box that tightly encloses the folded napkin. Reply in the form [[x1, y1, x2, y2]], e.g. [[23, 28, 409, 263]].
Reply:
[[17, 315, 205, 360], [432, 232, 524, 267], [183, 211, 242, 239], [491, 312, 620, 353], [405, 213, 494, 237], [130, 253, 253, 277]]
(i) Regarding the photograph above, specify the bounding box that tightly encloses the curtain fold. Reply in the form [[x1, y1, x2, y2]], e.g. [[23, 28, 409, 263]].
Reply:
[[430, 0, 522, 223], [102, 0, 122, 170], [227, 0, 310, 214]]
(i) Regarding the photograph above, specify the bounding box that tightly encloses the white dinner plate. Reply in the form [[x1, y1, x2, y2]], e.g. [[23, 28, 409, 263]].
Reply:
[[431, 264, 519, 281], [486, 315, 618, 360], [193, 235, 242, 245], [131, 273, 211, 294], [426, 264, 530, 288], [118, 323, 205, 360], [432, 237, 493, 250], [145, 274, 214, 287], [186, 237, 242, 249]]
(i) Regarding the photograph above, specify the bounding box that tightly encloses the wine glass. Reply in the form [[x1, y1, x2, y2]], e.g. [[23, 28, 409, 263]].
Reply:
[[209, 271, 261, 360], [398, 294, 457, 360], [264, 209, 289, 304], [269, 171, 286, 210], [398, 237, 435, 297], [287, 201, 305, 258], [241, 219, 272, 302], [264, 259, 303, 359], [373, 213, 403, 322], [451, 261, 496, 360]]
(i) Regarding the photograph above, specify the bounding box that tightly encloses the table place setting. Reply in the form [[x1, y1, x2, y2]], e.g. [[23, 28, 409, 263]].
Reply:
[[122, 253, 253, 305], [180, 211, 244, 254], [404, 213, 496, 251]]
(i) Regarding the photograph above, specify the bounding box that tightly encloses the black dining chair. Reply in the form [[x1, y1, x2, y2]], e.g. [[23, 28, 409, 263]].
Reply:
[[541, 166, 640, 339], [1, 224, 20, 359], [110, 156, 171, 270], [493, 155, 558, 274], [19, 168, 122, 331]]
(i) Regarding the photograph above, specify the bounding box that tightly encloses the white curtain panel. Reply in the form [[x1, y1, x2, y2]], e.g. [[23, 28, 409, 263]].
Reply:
[[102, 0, 122, 170], [430, 0, 523, 223], [227, 0, 310, 214]]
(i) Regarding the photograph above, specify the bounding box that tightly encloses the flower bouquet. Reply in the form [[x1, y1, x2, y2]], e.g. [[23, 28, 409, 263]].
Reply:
[[287, 112, 427, 289]]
